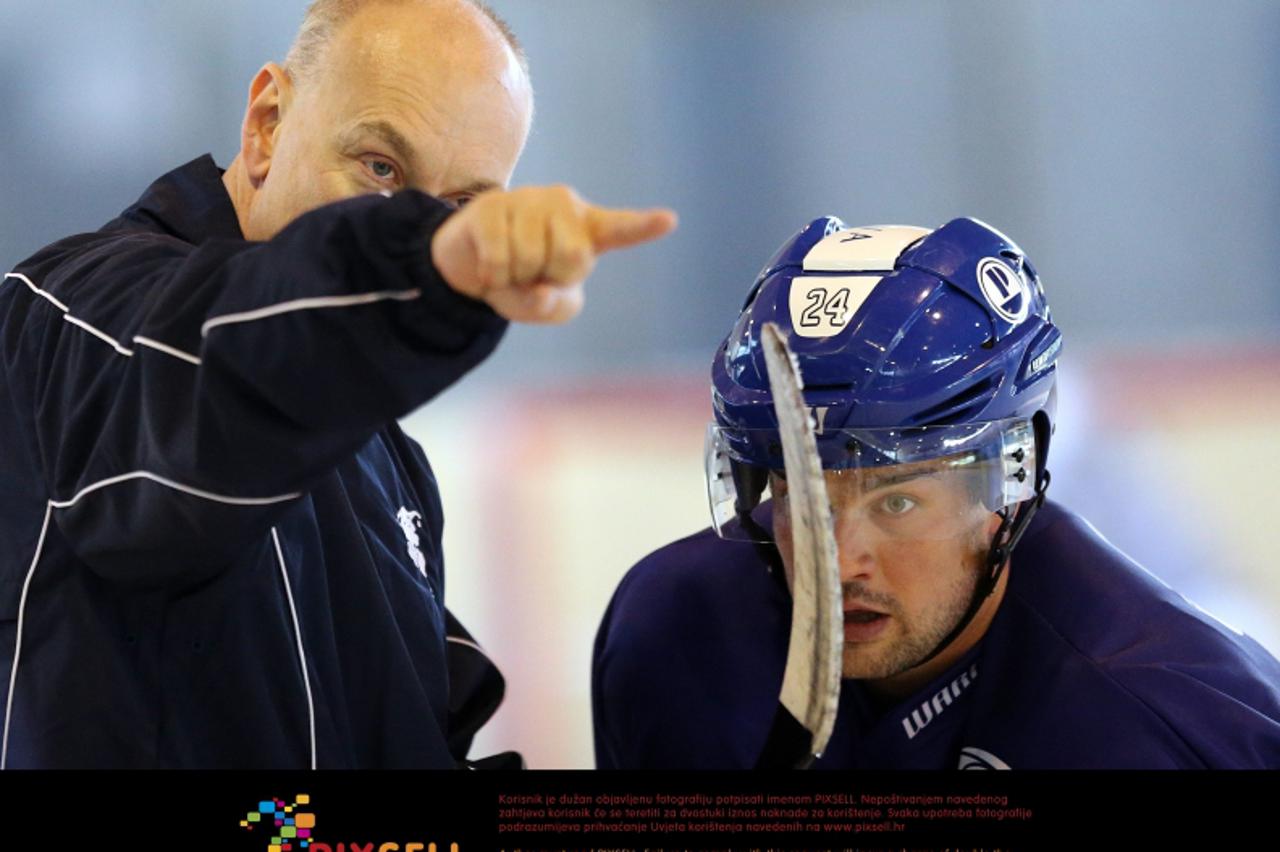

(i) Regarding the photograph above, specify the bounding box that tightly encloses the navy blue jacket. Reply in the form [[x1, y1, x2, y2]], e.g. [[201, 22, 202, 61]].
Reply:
[[593, 501, 1280, 768], [0, 156, 507, 768]]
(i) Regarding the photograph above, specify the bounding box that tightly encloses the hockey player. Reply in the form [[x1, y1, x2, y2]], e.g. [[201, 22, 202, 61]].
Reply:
[[592, 217, 1280, 769]]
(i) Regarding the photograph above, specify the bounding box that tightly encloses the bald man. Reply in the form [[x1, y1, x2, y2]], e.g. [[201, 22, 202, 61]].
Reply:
[[0, 0, 674, 768]]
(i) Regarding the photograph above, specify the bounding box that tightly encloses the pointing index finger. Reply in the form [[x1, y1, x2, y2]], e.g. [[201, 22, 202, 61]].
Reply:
[[586, 206, 678, 253]]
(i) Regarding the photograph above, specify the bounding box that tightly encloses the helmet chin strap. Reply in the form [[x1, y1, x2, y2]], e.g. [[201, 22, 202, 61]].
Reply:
[[738, 510, 792, 596], [731, 461, 792, 595], [907, 468, 1051, 672]]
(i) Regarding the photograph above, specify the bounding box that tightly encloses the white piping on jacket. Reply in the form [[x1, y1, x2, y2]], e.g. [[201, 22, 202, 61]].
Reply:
[[3, 272, 417, 769], [5, 272, 69, 312], [272, 528, 317, 770], [61, 315, 134, 357], [200, 289, 421, 337], [446, 635, 488, 657], [131, 336, 201, 365], [6, 272, 200, 365], [8, 274, 421, 362], [50, 471, 301, 509], [1, 504, 52, 770], [2, 470, 302, 769]]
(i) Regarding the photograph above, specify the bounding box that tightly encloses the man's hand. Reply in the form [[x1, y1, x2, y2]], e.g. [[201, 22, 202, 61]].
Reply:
[[430, 186, 677, 324]]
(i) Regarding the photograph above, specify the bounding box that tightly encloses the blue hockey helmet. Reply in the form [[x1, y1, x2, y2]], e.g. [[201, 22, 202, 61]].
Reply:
[[706, 216, 1061, 541]]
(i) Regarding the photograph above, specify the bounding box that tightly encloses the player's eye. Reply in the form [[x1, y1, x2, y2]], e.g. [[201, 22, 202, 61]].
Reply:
[[880, 494, 918, 516]]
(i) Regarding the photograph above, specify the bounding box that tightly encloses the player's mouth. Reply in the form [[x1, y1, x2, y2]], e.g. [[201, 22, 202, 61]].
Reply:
[[843, 606, 890, 642]]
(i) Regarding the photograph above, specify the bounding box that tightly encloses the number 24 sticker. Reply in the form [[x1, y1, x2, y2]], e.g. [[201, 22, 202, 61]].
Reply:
[[800, 287, 852, 328], [788, 276, 881, 339]]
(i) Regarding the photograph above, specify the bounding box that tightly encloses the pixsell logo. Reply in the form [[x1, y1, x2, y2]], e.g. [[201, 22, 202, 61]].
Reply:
[[239, 795, 460, 852], [240, 795, 317, 851]]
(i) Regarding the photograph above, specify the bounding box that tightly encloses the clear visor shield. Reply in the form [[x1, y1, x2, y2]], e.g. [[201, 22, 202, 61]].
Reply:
[[706, 418, 1036, 543]]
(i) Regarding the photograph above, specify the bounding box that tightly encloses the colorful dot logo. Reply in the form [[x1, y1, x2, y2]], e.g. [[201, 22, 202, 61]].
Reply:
[[240, 794, 316, 852]]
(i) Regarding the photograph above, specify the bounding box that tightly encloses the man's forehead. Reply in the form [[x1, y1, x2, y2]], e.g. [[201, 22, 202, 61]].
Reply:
[[311, 1, 529, 193], [310, 0, 531, 118], [771, 454, 977, 487], [845, 462, 952, 492], [327, 0, 514, 77]]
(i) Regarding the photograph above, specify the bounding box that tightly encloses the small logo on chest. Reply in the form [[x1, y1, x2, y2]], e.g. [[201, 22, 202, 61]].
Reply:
[[900, 662, 978, 740], [396, 506, 427, 577], [958, 745, 1011, 769]]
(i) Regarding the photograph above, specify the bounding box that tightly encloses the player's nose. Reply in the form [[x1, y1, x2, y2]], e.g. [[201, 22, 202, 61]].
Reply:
[[832, 506, 878, 582]]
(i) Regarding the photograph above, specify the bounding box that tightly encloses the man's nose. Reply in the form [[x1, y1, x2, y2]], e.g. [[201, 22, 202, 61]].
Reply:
[[832, 505, 877, 583]]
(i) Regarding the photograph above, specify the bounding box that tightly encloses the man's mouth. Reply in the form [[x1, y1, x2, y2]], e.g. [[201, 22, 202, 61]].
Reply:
[[843, 606, 891, 642], [844, 609, 886, 624]]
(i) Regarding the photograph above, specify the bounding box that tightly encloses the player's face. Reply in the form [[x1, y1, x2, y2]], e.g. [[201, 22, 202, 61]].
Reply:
[[244, 0, 532, 240], [770, 460, 1000, 688]]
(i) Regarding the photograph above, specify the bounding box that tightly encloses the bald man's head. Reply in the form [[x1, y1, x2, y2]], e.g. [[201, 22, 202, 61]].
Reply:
[[284, 0, 528, 89], [225, 0, 532, 240]]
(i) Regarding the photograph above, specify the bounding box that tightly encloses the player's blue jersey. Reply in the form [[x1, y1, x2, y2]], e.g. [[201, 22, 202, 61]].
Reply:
[[592, 501, 1280, 769]]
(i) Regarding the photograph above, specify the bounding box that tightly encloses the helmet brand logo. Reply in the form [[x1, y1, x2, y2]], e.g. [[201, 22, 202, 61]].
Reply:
[[976, 258, 1029, 324], [1029, 337, 1062, 375]]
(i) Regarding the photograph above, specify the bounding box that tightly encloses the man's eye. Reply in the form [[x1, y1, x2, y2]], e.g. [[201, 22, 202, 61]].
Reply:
[[366, 159, 396, 181], [881, 494, 917, 515]]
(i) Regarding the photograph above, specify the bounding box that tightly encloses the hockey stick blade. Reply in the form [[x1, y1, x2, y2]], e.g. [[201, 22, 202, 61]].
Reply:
[[753, 322, 843, 769]]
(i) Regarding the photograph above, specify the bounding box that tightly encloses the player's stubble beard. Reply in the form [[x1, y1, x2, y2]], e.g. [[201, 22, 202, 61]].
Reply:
[[840, 530, 988, 681]]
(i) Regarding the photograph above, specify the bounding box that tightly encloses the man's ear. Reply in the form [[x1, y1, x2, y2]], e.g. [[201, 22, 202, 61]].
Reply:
[[239, 62, 293, 188]]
